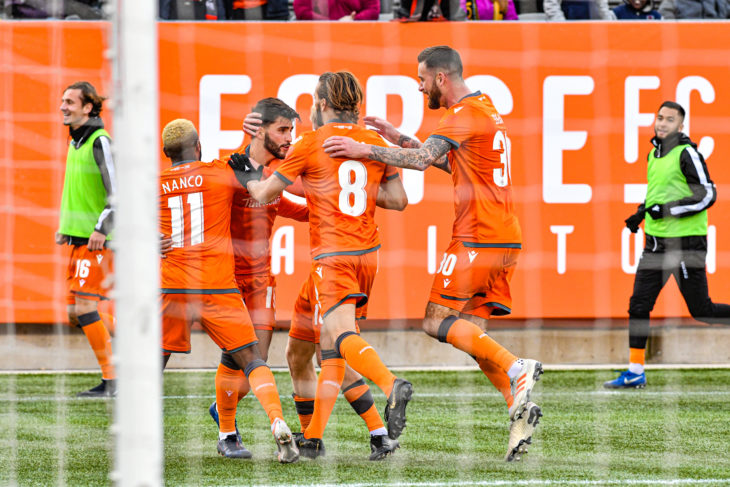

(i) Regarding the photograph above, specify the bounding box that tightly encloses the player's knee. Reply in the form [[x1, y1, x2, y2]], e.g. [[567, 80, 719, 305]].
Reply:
[[422, 316, 442, 338], [687, 300, 714, 322], [74, 298, 98, 316], [286, 339, 314, 372], [220, 352, 241, 371], [628, 299, 651, 319]]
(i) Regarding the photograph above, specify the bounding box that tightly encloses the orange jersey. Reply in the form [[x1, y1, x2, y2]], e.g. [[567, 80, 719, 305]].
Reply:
[[274, 123, 393, 259], [159, 159, 241, 291], [224, 146, 308, 276], [430, 92, 522, 245]]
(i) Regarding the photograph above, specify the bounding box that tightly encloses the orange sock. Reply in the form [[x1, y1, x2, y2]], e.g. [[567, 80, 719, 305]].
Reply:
[[245, 361, 283, 425], [293, 394, 315, 432], [441, 318, 516, 373], [476, 357, 513, 409], [343, 379, 385, 433], [99, 312, 116, 336], [215, 363, 249, 433], [337, 333, 396, 397], [629, 347, 645, 365], [79, 311, 115, 380], [304, 357, 345, 440]]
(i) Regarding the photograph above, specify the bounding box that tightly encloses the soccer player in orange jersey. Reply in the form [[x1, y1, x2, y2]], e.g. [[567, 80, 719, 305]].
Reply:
[[207, 99, 309, 458], [158, 119, 299, 463], [238, 103, 407, 460], [239, 72, 413, 459], [322, 46, 544, 462]]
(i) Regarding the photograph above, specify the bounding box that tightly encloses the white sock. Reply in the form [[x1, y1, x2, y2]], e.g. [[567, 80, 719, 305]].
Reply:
[[219, 431, 236, 440], [507, 358, 525, 379], [628, 362, 644, 375], [369, 427, 387, 437]]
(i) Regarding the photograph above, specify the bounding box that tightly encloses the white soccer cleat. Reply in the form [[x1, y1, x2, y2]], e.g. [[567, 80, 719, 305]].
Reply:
[[272, 418, 299, 464], [508, 359, 543, 421], [505, 402, 542, 462]]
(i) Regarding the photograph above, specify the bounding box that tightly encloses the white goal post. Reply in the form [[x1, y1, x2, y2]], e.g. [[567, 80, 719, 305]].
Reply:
[[110, 1, 161, 485]]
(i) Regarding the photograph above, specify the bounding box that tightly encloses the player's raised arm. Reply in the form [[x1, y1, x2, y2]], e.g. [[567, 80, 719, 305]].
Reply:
[[323, 134, 451, 172]]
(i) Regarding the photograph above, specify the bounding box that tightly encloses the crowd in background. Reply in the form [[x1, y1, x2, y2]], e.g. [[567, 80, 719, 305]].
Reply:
[[2, 0, 728, 24]]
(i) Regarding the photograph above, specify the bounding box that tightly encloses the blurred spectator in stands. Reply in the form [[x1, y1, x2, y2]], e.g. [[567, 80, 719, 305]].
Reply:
[[658, 0, 728, 18], [462, 0, 518, 19], [544, 0, 616, 18], [225, 0, 289, 19], [395, 0, 467, 19], [294, 0, 379, 19], [7, 0, 105, 18], [613, 0, 661, 18], [160, 0, 228, 19]]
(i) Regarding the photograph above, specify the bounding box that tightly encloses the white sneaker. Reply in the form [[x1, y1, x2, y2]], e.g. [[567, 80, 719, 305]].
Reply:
[[505, 402, 542, 462], [508, 359, 543, 420], [272, 419, 299, 464]]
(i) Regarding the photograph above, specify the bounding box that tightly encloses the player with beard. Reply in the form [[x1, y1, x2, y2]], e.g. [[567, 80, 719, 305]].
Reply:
[[159, 118, 299, 464], [241, 98, 407, 460], [205, 98, 312, 459], [322, 46, 544, 462], [238, 71, 413, 459]]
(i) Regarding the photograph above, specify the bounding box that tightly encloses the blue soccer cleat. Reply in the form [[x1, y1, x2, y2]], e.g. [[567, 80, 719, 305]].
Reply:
[[603, 370, 646, 389]]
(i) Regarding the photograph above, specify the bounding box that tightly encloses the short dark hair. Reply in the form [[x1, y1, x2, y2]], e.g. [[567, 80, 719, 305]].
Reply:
[[316, 71, 363, 123], [417, 46, 463, 78], [658, 101, 685, 120], [252, 97, 300, 127], [65, 81, 106, 117]]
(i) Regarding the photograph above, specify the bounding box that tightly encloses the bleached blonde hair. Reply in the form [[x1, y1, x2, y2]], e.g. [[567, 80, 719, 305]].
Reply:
[[162, 119, 198, 157]]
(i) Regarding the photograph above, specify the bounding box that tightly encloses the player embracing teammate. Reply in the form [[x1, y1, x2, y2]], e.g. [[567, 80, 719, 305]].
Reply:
[[323, 45, 544, 462]]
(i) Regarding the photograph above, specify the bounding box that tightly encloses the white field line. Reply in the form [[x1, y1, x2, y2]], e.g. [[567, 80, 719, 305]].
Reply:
[[2, 389, 730, 403], [234, 480, 730, 487], [2, 363, 730, 375]]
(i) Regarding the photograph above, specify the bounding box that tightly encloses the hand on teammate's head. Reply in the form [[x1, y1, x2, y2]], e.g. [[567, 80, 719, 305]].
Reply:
[[242, 112, 263, 138]]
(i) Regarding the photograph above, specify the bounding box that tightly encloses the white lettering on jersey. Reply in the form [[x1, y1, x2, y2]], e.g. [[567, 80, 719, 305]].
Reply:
[[443, 278, 451, 288], [468, 251, 478, 263], [96, 255, 104, 264]]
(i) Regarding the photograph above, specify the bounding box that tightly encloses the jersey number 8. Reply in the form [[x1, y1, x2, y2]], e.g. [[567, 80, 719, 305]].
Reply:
[[338, 160, 367, 217]]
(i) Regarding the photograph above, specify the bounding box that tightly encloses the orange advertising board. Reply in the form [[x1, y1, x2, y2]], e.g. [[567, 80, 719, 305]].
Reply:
[[2, 21, 729, 324]]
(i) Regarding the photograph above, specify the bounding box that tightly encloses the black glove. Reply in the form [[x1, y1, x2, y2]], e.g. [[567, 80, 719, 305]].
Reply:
[[228, 152, 262, 188], [646, 203, 668, 220], [624, 205, 645, 233]]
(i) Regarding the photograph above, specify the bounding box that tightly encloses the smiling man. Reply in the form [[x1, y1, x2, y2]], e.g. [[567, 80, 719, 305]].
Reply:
[[607, 100, 730, 389], [56, 81, 117, 397]]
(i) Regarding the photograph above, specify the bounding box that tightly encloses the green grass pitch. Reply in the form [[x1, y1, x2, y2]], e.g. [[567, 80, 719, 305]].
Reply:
[[1, 368, 729, 486]]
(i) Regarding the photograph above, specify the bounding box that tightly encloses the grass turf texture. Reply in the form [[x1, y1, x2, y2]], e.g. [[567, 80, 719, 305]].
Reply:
[[1, 369, 729, 486]]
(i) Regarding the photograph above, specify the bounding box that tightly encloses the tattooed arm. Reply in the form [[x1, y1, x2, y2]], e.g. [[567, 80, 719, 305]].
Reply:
[[368, 137, 452, 172], [323, 135, 452, 172], [363, 116, 451, 173]]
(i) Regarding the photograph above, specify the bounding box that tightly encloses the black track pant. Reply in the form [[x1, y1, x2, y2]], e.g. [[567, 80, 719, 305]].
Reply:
[[628, 234, 730, 350]]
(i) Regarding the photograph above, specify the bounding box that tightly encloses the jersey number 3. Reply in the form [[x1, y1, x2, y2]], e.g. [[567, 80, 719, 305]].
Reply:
[[338, 160, 367, 217], [493, 131, 512, 188], [167, 192, 204, 248]]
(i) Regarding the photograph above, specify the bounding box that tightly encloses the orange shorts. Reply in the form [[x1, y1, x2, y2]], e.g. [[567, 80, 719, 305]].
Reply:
[[161, 292, 257, 354], [429, 240, 519, 320], [288, 253, 372, 344], [66, 244, 114, 304], [236, 272, 276, 331]]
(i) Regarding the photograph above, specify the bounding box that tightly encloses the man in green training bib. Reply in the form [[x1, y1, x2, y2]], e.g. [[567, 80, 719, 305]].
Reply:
[[605, 100, 730, 390], [56, 81, 116, 397]]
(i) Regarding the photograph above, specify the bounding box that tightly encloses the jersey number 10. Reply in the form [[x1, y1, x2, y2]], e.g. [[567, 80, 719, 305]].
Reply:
[[167, 192, 205, 248]]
